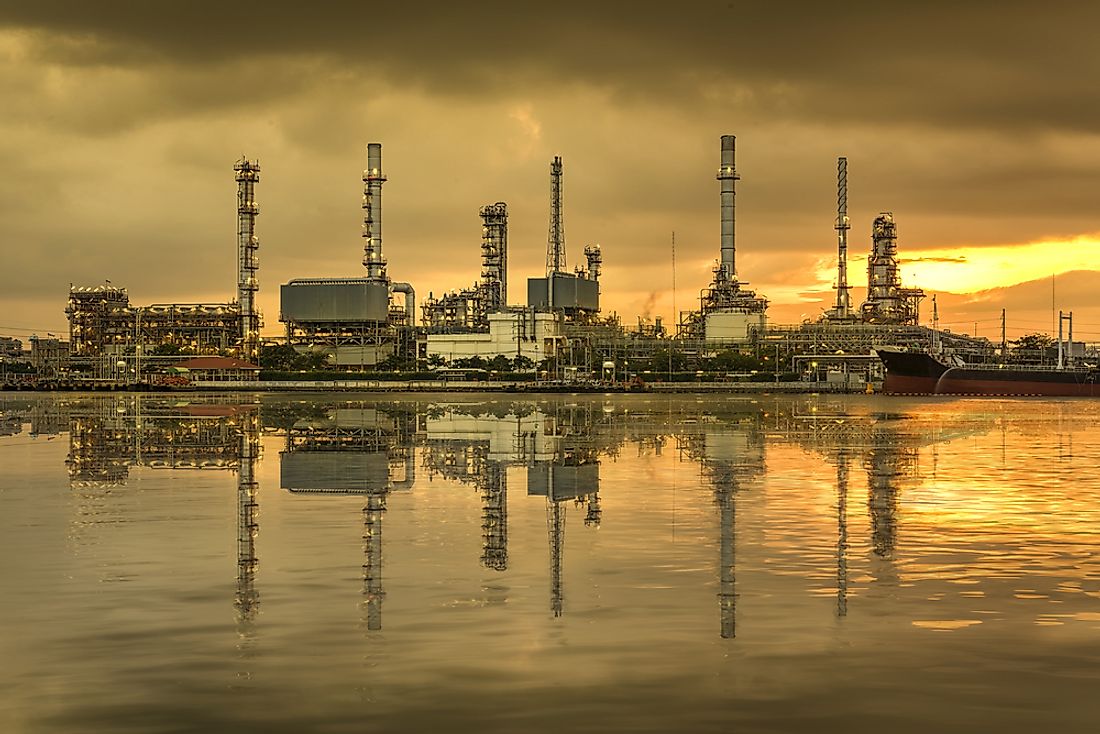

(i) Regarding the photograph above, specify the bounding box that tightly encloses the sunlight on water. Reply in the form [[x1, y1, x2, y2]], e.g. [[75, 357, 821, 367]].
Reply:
[[2, 393, 1100, 732]]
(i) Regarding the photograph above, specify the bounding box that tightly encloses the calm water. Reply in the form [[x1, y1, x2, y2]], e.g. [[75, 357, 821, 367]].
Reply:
[[2, 393, 1099, 733]]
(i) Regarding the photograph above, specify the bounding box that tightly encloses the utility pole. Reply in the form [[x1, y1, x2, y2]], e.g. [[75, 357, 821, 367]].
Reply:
[[670, 231, 676, 380], [931, 295, 939, 353], [1058, 310, 1064, 369], [1000, 308, 1006, 355]]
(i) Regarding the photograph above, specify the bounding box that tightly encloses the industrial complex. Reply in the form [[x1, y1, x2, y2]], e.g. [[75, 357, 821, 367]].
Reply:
[[2, 134, 997, 389]]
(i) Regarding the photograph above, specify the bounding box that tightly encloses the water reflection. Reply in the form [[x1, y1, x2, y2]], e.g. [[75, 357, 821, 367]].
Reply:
[[683, 410, 765, 638], [235, 410, 261, 631], [278, 404, 419, 631], [34, 395, 1001, 640], [55, 397, 264, 632], [10, 394, 1100, 732]]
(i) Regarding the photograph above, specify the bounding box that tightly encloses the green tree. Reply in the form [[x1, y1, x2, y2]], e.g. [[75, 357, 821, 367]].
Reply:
[[152, 343, 184, 357], [260, 343, 299, 370], [291, 349, 330, 371], [708, 349, 762, 372], [1011, 333, 1054, 351], [650, 348, 688, 373], [488, 354, 512, 373], [454, 356, 488, 370]]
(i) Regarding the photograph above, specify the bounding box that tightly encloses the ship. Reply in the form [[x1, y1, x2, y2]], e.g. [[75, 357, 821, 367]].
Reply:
[[875, 347, 1100, 396]]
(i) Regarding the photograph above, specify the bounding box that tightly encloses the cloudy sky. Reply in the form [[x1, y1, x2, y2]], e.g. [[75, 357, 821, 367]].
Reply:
[[2, 1, 1100, 342]]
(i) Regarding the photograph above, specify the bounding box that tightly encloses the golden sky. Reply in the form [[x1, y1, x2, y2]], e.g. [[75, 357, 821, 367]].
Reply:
[[1, 2, 1099, 341]]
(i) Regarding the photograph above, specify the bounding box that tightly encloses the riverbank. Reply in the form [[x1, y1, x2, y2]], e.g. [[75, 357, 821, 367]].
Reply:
[[2, 378, 876, 393]]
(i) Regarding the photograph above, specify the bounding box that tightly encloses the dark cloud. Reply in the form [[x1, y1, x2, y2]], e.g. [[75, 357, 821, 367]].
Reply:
[[3, 2, 1100, 132], [2, 2, 1100, 335]]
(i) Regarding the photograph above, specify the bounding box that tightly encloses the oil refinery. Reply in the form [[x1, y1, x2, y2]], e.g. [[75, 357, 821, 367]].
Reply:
[[6, 134, 999, 389]]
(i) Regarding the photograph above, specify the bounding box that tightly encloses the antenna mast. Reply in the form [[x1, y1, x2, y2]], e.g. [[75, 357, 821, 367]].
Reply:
[[834, 157, 851, 317], [546, 156, 566, 275]]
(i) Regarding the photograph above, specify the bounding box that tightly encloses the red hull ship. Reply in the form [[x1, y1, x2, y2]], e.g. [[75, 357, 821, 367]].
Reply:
[[876, 348, 1100, 396]]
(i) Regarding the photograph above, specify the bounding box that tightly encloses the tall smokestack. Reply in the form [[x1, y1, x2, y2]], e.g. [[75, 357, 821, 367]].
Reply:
[[717, 135, 739, 281], [362, 142, 387, 282], [234, 157, 260, 363]]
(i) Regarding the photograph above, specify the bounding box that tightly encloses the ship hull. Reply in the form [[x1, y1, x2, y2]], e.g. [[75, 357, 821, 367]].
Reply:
[[877, 348, 1100, 396], [936, 367, 1100, 397], [876, 349, 949, 394]]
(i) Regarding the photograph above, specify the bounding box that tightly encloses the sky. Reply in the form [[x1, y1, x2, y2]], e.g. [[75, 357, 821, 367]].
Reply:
[[2, 1, 1100, 343]]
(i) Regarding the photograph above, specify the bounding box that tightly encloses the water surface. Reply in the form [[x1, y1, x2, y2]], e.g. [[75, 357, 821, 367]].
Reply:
[[2, 393, 1099, 732]]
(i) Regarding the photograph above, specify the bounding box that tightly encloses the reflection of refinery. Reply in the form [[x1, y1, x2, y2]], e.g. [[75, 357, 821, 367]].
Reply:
[[680, 408, 767, 638], [56, 397, 263, 627], [26, 395, 1001, 640], [64, 398, 259, 486], [421, 402, 609, 615], [278, 403, 419, 631]]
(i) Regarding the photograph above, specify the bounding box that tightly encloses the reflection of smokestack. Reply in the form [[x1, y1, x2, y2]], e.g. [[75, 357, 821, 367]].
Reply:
[[548, 500, 565, 617], [362, 143, 388, 283], [717, 135, 739, 281], [362, 494, 386, 631], [717, 483, 736, 639]]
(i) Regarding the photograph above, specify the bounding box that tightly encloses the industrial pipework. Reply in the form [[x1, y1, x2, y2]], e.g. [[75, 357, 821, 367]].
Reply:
[[717, 135, 740, 282], [390, 282, 415, 325], [234, 157, 261, 363], [363, 142, 388, 283]]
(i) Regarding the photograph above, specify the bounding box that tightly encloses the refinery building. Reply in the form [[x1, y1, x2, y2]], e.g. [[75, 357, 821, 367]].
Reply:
[[53, 133, 992, 384]]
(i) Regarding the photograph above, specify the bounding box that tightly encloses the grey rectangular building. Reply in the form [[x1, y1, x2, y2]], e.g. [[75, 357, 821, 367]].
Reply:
[[527, 273, 599, 312], [281, 279, 391, 323]]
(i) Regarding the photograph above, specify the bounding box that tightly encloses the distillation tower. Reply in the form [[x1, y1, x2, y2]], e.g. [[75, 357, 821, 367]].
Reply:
[[860, 213, 925, 324], [421, 202, 510, 331], [235, 158, 262, 363]]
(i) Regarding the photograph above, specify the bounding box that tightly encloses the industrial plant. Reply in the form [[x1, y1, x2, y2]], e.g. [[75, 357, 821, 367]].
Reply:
[[279, 143, 417, 368], [4, 133, 998, 389], [60, 157, 263, 381]]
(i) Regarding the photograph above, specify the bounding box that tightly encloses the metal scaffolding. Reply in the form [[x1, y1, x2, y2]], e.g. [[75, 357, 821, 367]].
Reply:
[[824, 157, 854, 322], [547, 156, 566, 275]]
